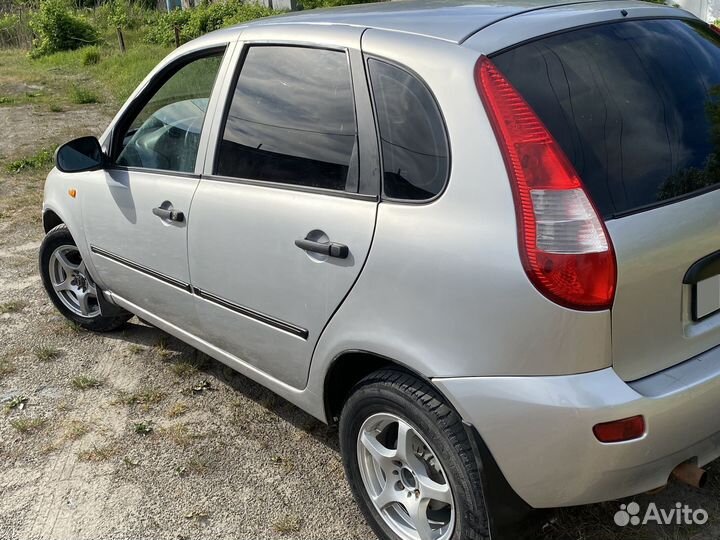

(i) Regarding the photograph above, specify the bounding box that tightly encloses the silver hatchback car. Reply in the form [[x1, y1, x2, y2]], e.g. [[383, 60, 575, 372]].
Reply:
[[40, 1, 720, 538]]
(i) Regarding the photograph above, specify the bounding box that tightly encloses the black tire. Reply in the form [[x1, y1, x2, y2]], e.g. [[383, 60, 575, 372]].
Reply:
[[39, 224, 131, 332], [340, 369, 490, 540]]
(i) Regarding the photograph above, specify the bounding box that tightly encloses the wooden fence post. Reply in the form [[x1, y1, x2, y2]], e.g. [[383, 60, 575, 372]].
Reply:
[[174, 25, 181, 48], [116, 27, 126, 53]]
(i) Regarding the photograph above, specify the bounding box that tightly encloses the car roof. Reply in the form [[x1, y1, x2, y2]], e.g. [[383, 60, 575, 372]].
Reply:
[[226, 0, 649, 44]]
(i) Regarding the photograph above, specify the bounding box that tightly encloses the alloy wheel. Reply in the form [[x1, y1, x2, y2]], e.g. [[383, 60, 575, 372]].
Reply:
[[48, 245, 100, 318], [357, 412, 455, 540]]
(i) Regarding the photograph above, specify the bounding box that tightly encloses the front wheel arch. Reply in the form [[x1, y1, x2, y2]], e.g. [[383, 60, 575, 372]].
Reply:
[[42, 209, 64, 234]]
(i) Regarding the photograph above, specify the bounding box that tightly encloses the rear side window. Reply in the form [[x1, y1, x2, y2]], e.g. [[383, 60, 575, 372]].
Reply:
[[216, 46, 358, 191], [494, 19, 720, 218], [368, 59, 449, 200]]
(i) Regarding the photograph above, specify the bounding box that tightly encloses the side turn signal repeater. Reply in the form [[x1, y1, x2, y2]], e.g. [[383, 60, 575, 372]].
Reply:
[[68, 188, 77, 198]]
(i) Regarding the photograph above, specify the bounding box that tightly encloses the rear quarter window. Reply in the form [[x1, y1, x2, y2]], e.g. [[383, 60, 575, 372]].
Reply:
[[493, 19, 720, 218], [368, 59, 449, 201]]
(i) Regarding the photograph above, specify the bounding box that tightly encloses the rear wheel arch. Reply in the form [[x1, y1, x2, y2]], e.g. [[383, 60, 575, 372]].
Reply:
[[323, 350, 449, 426], [326, 352, 538, 537]]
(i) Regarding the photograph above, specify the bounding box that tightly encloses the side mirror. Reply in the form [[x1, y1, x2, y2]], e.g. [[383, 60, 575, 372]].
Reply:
[[55, 136, 106, 173]]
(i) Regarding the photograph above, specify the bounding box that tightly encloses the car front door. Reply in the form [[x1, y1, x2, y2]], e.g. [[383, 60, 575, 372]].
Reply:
[[188, 26, 379, 389], [83, 45, 230, 330]]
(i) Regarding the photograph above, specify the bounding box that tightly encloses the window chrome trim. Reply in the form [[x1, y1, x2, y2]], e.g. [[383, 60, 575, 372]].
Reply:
[[202, 174, 377, 201], [106, 166, 200, 179]]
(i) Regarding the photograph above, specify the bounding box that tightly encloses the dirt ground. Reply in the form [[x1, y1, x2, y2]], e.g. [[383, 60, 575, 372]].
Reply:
[[2, 103, 720, 540]]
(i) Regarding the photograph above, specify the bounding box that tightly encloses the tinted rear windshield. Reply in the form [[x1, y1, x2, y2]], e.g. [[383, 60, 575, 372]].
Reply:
[[493, 19, 720, 218]]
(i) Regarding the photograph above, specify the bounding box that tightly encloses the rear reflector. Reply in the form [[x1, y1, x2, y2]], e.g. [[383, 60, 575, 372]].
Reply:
[[593, 415, 646, 443], [475, 56, 617, 310]]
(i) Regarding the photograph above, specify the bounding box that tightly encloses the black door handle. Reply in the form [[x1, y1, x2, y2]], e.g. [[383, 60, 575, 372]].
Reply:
[[295, 238, 349, 259], [153, 206, 184, 222]]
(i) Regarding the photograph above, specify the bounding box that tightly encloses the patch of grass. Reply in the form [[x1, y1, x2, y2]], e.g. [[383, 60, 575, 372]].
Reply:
[[63, 420, 89, 441], [69, 85, 99, 104], [5, 147, 54, 174], [35, 346, 61, 361], [114, 388, 165, 409], [78, 443, 116, 462], [0, 96, 15, 105], [170, 355, 208, 377], [52, 320, 83, 335], [10, 416, 47, 434], [71, 375, 101, 390], [127, 344, 145, 355], [4, 395, 28, 413], [0, 300, 26, 314], [273, 514, 302, 535], [91, 41, 169, 102], [162, 423, 203, 447], [166, 402, 189, 418], [81, 46, 101, 66], [133, 421, 153, 435], [154, 336, 174, 360], [48, 103, 63, 112]]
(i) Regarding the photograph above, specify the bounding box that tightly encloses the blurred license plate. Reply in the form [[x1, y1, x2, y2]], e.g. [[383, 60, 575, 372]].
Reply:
[[695, 274, 720, 320]]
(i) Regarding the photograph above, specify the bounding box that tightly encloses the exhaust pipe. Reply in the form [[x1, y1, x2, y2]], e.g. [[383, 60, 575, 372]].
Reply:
[[672, 462, 707, 489]]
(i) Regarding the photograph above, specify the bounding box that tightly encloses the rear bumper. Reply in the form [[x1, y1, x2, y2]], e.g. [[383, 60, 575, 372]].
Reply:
[[433, 344, 720, 508]]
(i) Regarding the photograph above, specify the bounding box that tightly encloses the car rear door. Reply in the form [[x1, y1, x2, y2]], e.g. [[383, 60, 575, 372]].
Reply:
[[83, 45, 232, 330], [492, 18, 720, 381], [187, 25, 379, 389]]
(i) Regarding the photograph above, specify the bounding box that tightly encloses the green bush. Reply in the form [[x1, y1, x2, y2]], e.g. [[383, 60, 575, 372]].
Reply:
[[29, 0, 99, 57], [146, 0, 277, 46], [93, 0, 148, 29], [0, 13, 21, 45], [145, 6, 190, 45], [0, 12, 33, 47], [81, 44, 101, 64]]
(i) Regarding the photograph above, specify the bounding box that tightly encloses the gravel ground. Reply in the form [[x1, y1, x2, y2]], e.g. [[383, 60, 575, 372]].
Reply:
[[2, 103, 720, 540], [0, 104, 372, 540]]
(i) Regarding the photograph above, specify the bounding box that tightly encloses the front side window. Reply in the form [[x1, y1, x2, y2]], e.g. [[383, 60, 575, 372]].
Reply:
[[114, 52, 224, 173], [215, 46, 358, 191], [368, 59, 449, 200]]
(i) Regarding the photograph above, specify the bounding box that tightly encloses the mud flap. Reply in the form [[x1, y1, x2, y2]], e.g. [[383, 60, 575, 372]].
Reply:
[[463, 422, 548, 539], [97, 289, 126, 317]]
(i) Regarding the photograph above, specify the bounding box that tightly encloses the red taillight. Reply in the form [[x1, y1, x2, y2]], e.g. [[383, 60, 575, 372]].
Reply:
[[593, 416, 646, 443], [475, 56, 616, 311]]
